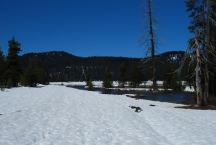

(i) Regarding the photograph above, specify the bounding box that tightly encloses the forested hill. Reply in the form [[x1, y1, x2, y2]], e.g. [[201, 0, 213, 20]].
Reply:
[[20, 51, 186, 82]]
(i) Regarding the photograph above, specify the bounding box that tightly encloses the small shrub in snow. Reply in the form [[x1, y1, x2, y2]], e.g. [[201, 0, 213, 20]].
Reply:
[[85, 73, 93, 91], [103, 71, 113, 89]]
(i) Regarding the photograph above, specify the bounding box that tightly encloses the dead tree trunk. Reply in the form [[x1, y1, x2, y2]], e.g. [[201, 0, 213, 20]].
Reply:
[[195, 46, 203, 106], [147, 0, 157, 90], [204, 64, 209, 104], [186, 0, 214, 105], [202, 0, 209, 105]]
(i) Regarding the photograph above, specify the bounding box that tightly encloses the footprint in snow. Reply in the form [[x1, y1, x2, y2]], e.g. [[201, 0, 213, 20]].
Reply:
[[149, 104, 156, 107], [129, 106, 143, 113]]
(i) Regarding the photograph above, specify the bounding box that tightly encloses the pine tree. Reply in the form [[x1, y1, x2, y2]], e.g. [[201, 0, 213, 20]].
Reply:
[[103, 70, 113, 89], [0, 48, 6, 87], [163, 73, 183, 92], [208, 0, 216, 96], [118, 62, 127, 87], [5, 38, 21, 88], [189, 1, 205, 105], [85, 72, 93, 90], [34, 68, 49, 85], [20, 67, 37, 87], [21, 57, 49, 87], [163, 74, 172, 91], [130, 66, 143, 88], [185, 0, 216, 105]]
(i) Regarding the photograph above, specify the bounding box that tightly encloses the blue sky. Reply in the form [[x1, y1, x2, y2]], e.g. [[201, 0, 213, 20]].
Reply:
[[0, 0, 191, 57]]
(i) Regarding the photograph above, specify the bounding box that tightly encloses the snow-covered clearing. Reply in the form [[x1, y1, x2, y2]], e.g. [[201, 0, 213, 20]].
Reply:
[[50, 81, 163, 87], [50, 81, 195, 92], [0, 85, 215, 145]]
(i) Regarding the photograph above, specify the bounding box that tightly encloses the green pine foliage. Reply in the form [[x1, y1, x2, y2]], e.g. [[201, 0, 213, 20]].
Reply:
[[103, 70, 113, 88], [20, 67, 37, 87], [5, 38, 21, 88], [35, 68, 49, 85], [0, 48, 6, 88], [20, 51, 185, 82], [129, 66, 143, 88], [85, 73, 93, 91], [20, 58, 49, 87], [186, 0, 216, 102], [118, 62, 128, 87], [163, 73, 183, 92], [208, 0, 216, 96], [20, 67, 49, 87]]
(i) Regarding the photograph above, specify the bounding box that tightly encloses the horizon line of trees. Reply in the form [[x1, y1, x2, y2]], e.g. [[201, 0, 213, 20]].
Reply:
[[85, 62, 184, 92], [1, 0, 216, 108], [142, 0, 216, 106]]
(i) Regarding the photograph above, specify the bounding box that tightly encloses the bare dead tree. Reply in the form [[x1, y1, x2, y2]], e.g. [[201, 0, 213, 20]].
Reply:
[[148, 0, 157, 90], [141, 0, 157, 90], [185, 0, 216, 106]]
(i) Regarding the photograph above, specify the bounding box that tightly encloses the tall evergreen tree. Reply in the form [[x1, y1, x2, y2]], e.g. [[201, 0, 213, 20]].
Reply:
[[34, 67, 49, 85], [0, 48, 6, 87], [186, 0, 216, 105], [103, 70, 113, 89], [163, 73, 182, 91], [186, 0, 206, 106], [20, 66, 37, 87], [85, 72, 93, 90], [208, 0, 216, 96], [21, 57, 49, 87], [118, 62, 128, 87], [5, 38, 21, 87], [129, 66, 143, 88]]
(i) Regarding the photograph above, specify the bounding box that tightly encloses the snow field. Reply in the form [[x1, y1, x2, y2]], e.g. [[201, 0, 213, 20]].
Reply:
[[50, 81, 195, 92], [0, 85, 215, 145]]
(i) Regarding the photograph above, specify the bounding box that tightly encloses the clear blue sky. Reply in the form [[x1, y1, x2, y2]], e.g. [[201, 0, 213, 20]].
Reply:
[[0, 0, 191, 57]]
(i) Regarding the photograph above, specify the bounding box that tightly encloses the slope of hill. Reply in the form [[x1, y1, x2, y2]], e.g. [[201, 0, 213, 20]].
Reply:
[[0, 85, 216, 145], [20, 51, 185, 81]]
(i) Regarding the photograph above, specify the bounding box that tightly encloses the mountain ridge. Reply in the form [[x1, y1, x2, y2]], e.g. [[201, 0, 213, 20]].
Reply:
[[20, 50, 186, 81]]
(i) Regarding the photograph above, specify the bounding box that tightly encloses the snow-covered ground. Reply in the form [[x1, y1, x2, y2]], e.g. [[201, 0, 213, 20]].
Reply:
[[50, 81, 118, 88], [50, 81, 195, 92], [184, 86, 195, 92], [0, 85, 215, 145], [50, 81, 164, 87]]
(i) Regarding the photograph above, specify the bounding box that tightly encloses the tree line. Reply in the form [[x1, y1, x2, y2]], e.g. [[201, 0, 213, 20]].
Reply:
[[0, 38, 49, 88], [85, 62, 184, 92], [143, 0, 216, 106], [186, 0, 216, 106], [1, 0, 216, 107]]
